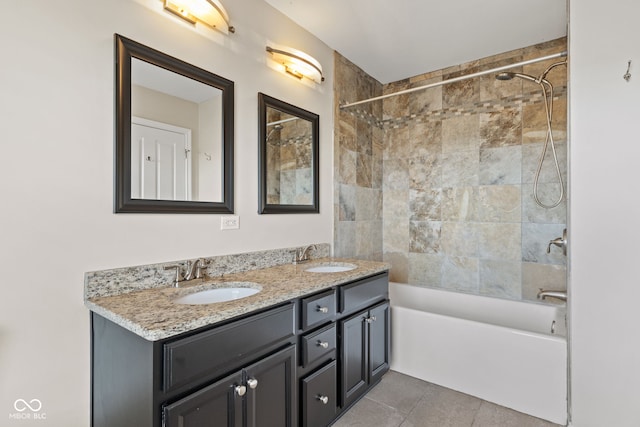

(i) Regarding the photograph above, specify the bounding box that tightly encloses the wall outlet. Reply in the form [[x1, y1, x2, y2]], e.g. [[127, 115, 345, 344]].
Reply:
[[221, 215, 240, 230]]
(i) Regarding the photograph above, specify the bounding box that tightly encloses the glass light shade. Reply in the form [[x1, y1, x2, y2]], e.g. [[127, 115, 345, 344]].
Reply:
[[266, 46, 324, 84], [164, 0, 234, 33]]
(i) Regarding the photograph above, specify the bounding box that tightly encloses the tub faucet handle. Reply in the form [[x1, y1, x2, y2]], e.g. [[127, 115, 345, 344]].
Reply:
[[547, 228, 567, 255]]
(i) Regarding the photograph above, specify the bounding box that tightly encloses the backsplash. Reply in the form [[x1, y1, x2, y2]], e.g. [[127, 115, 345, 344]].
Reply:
[[85, 244, 330, 299]]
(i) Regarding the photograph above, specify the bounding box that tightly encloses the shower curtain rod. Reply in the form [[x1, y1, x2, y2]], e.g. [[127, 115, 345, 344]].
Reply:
[[339, 51, 568, 109]]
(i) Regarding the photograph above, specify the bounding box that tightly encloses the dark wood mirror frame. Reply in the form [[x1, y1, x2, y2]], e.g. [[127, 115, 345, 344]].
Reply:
[[258, 93, 319, 214], [114, 34, 234, 213]]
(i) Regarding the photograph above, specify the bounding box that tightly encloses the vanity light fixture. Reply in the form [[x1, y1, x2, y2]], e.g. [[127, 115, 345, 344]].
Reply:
[[163, 0, 235, 34], [266, 46, 324, 83]]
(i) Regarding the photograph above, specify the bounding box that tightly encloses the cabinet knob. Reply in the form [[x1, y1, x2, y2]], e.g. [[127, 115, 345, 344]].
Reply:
[[247, 378, 258, 389], [317, 306, 329, 314], [316, 395, 329, 405], [235, 385, 247, 397], [317, 340, 330, 349]]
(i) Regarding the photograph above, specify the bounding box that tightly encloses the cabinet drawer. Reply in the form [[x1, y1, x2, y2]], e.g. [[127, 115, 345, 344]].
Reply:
[[163, 303, 295, 392], [339, 273, 388, 315], [302, 361, 337, 427], [301, 290, 336, 330], [301, 323, 336, 368]]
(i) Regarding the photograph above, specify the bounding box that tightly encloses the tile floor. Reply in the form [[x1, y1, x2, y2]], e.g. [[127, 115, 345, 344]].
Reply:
[[333, 371, 563, 427]]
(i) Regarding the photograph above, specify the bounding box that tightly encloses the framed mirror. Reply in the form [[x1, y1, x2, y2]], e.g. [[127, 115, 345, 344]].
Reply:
[[114, 34, 234, 213], [258, 93, 319, 214]]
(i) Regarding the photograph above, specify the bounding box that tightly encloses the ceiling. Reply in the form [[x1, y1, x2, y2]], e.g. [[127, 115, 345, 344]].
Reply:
[[264, 0, 567, 84]]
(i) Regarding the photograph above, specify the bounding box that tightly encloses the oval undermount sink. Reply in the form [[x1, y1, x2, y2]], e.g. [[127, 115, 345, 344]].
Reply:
[[174, 285, 260, 305], [305, 263, 357, 273]]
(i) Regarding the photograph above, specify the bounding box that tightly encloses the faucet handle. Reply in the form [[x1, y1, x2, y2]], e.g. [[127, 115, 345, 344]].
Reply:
[[547, 229, 568, 255], [163, 264, 184, 287], [195, 259, 209, 279]]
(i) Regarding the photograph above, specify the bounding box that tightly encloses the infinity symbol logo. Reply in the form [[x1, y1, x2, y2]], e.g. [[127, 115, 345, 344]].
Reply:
[[14, 399, 42, 412]]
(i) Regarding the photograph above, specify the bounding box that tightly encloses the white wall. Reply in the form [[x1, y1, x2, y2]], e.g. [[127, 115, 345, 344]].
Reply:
[[569, 0, 640, 425], [0, 0, 333, 425]]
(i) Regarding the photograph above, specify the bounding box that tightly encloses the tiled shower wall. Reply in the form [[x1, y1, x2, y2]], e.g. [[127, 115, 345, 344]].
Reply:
[[334, 52, 384, 260], [266, 109, 313, 205], [335, 38, 567, 302]]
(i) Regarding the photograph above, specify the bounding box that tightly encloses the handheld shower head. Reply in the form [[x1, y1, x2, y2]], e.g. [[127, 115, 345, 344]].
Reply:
[[266, 124, 283, 141], [495, 72, 537, 83], [496, 72, 516, 81]]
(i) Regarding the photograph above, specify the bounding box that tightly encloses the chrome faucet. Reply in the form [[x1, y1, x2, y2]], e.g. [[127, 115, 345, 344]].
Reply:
[[185, 258, 208, 281], [163, 258, 209, 287], [295, 244, 317, 263], [537, 288, 567, 302]]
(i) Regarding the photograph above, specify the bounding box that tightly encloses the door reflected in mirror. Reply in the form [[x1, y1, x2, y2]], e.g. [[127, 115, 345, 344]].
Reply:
[[258, 93, 319, 214], [115, 34, 234, 213], [131, 58, 223, 202]]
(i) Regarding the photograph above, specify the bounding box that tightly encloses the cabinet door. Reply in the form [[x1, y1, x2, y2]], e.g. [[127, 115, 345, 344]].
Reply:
[[368, 302, 390, 385], [163, 371, 243, 427], [340, 311, 368, 408], [244, 345, 296, 427], [302, 361, 337, 427]]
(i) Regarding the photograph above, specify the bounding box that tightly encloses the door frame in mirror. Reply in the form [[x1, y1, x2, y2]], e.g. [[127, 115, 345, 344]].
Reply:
[[258, 93, 319, 214], [114, 34, 234, 213]]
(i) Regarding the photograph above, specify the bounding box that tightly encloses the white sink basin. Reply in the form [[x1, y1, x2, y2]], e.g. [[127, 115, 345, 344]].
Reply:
[[174, 286, 260, 305], [305, 263, 356, 273]]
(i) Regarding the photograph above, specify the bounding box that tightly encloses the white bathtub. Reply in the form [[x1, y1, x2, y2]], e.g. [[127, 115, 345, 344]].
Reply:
[[390, 282, 567, 425]]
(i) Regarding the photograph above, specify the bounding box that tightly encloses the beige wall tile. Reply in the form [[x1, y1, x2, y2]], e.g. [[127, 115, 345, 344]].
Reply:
[[441, 222, 478, 257], [409, 220, 442, 254], [441, 256, 479, 293], [478, 223, 522, 261], [384, 252, 409, 283], [479, 260, 522, 299], [478, 185, 522, 222], [409, 154, 442, 189], [479, 108, 522, 148], [441, 187, 479, 222], [442, 115, 481, 153], [522, 262, 566, 301], [408, 253, 443, 287]]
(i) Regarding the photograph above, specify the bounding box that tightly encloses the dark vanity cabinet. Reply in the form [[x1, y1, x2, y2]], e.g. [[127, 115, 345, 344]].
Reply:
[[297, 273, 390, 425], [297, 290, 339, 427], [338, 274, 390, 409], [163, 345, 296, 427], [92, 303, 296, 427], [339, 302, 390, 408], [91, 272, 389, 427]]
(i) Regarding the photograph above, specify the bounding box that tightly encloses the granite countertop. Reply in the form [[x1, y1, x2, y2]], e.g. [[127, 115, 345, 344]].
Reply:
[[86, 258, 389, 341]]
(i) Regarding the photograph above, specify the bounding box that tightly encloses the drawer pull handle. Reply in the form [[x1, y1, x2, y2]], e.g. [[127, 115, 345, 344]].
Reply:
[[235, 385, 247, 397], [317, 340, 330, 349], [317, 395, 329, 405], [247, 378, 258, 389], [317, 306, 329, 314]]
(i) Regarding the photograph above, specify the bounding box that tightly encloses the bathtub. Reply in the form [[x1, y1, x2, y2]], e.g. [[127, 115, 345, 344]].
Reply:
[[390, 282, 567, 425]]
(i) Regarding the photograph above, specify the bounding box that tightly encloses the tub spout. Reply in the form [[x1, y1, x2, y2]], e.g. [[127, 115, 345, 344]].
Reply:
[[537, 289, 567, 302]]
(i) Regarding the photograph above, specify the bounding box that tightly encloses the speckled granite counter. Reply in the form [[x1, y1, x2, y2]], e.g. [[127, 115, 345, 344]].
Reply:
[[86, 258, 389, 341]]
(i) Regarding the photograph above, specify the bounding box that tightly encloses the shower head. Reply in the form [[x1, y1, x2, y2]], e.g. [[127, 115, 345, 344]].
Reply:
[[495, 72, 538, 83], [266, 124, 283, 141]]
